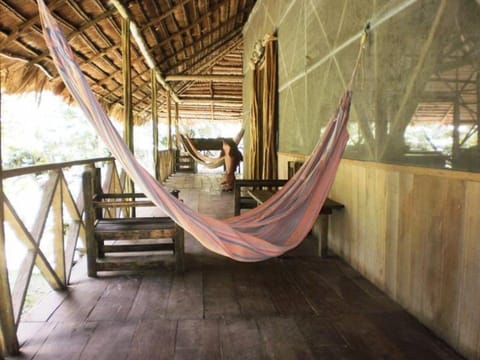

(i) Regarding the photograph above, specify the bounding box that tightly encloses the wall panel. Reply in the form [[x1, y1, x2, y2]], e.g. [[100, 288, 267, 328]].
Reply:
[[328, 159, 480, 359]]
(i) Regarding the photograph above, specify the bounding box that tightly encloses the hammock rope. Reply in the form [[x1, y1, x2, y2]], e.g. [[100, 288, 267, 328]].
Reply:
[[37, 0, 367, 261]]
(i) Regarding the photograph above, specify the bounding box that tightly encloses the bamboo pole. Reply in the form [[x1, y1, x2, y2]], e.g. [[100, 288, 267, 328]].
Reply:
[[477, 74, 480, 145], [152, 69, 159, 180], [165, 74, 243, 83], [0, 68, 20, 356], [53, 173, 65, 285], [167, 91, 172, 150], [175, 102, 180, 149], [111, 0, 180, 103], [122, 18, 133, 154], [122, 18, 134, 197], [178, 98, 243, 105]]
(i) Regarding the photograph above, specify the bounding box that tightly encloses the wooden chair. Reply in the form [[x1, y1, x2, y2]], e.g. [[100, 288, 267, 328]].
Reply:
[[83, 168, 184, 277]]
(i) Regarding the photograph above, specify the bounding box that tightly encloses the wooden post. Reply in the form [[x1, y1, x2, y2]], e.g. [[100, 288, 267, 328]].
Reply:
[[122, 17, 135, 199], [83, 171, 98, 277], [167, 90, 172, 150], [53, 171, 65, 285], [477, 74, 480, 145], [152, 69, 159, 180], [452, 96, 460, 164], [0, 74, 20, 355], [175, 102, 180, 150]]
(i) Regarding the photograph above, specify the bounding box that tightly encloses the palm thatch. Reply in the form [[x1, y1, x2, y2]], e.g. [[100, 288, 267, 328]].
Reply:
[[0, 0, 256, 125]]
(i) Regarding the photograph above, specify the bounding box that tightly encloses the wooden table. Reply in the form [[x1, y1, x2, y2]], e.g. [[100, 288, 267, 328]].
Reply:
[[246, 189, 344, 257]]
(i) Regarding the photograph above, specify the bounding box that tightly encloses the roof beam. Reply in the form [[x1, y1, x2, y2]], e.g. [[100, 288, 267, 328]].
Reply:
[[166, 74, 242, 82], [110, 0, 180, 103], [0, 0, 67, 51]]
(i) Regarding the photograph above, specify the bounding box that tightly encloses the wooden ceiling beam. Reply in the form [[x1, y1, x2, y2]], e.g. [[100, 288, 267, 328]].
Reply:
[[0, 0, 67, 51], [98, 23, 242, 99], [166, 74, 242, 82], [174, 34, 242, 95], [150, 1, 232, 52], [111, 0, 180, 103], [179, 97, 242, 105]]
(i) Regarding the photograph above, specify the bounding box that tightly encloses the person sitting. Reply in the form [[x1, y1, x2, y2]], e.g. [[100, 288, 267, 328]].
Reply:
[[221, 139, 243, 191]]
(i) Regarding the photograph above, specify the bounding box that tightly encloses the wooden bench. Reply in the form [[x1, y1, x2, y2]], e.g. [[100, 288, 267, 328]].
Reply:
[[233, 178, 344, 257], [233, 179, 289, 216], [83, 169, 184, 277]]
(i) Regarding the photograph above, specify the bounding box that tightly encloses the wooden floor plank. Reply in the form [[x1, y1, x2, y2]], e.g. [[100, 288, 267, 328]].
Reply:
[[219, 318, 266, 359], [203, 270, 241, 319], [6, 322, 56, 360], [127, 272, 173, 320], [79, 321, 136, 359], [257, 317, 316, 359], [32, 322, 96, 360], [47, 278, 109, 323], [285, 259, 352, 316], [165, 271, 203, 319], [295, 316, 351, 356], [367, 311, 464, 359], [263, 259, 317, 316], [233, 263, 277, 317], [127, 319, 176, 360], [87, 276, 141, 321], [175, 319, 221, 359], [333, 313, 408, 359]]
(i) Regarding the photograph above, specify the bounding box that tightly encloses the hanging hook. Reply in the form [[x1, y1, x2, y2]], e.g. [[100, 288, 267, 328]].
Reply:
[[361, 22, 371, 46]]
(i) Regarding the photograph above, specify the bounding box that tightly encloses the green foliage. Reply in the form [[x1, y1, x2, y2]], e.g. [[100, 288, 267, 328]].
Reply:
[[1, 92, 111, 169]]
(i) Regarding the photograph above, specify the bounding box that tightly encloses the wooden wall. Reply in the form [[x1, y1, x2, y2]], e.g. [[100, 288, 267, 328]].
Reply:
[[279, 152, 480, 359], [246, 0, 480, 356]]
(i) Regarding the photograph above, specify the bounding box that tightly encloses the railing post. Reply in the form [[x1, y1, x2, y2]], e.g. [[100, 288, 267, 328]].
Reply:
[[82, 170, 98, 277], [53, 170, 66, 285], [0, 111, 19, 355]]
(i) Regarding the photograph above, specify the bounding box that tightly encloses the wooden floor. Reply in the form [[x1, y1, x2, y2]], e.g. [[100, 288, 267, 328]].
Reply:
[[9, 173, 463, 359]]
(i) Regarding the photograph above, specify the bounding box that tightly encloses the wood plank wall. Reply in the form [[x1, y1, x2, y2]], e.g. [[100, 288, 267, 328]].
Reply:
[[245, 0, 480, 356], [279, 152, 480, 359]]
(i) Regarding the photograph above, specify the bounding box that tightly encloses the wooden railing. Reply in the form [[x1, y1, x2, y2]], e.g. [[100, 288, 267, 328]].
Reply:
[[0, 157, 122, 356], [158, 149, 176, 182]]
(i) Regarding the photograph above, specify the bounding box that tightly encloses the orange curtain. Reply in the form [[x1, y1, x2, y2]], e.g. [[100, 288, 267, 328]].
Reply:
[[248, 34, 277, 179]]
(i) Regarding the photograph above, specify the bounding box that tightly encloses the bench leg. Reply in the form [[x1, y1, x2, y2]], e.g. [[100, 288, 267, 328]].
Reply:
[[312, 215, 329, 257], [86, 234, 98, 278], [174, 226, 185, 273], [319, 215, 329, 257]]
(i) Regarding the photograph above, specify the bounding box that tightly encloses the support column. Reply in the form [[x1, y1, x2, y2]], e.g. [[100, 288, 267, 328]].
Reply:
[[152, 69, 159, 180], [122, 18, 134, 194], [167, 91, 172, 151], [477, 73, 480, 145], [0, 72, 20, 356], [175, 102, 180, 149], [452, 95, 460, 165]]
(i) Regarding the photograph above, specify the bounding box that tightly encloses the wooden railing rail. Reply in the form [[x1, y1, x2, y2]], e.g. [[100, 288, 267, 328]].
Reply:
[[1, 157, 114, 179], [0, 157, 121, 357]]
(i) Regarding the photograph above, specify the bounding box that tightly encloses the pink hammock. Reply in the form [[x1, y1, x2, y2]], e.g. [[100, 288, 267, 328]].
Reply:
[[38, 0, 360, 261], [179, 134, 226, 169], [179, 129, 245, 169]]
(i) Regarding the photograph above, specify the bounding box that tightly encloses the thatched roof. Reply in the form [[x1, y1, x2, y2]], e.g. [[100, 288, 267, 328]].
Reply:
[[0, 0, 256, 124]]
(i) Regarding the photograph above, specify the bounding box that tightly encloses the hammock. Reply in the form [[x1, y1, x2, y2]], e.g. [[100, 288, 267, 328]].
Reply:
[[179, 129, 244, 169], [38, 0, 363, 261], [179, 134, 225, 169]]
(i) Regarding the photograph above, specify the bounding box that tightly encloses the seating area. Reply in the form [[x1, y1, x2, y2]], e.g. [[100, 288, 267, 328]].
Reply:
[[82, 169, 184, 277], [233, 178, 344, 257]]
